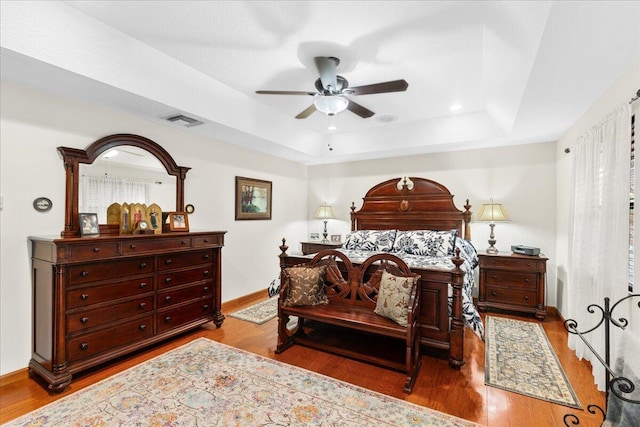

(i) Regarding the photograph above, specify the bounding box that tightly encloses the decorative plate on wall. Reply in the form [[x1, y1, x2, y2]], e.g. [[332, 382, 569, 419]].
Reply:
[[33, 197, 52, 212], [185, 204, 195, 214]]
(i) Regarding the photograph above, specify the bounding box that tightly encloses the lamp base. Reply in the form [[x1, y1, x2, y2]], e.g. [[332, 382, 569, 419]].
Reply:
[[486, 246, 499, 254], [486, 224, 498, 254]]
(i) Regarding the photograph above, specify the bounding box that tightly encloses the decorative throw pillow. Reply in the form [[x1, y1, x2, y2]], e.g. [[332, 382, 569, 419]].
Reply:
[[392, 229, 457, 257], [344, 229, 397, 252], [282, 265, 328, 306], [374, 270, 418, 326]]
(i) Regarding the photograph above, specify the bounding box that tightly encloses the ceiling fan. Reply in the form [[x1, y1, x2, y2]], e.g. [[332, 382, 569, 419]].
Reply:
[[256, 56, 408, 119]]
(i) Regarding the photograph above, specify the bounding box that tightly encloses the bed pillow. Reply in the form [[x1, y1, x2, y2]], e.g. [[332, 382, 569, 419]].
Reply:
[[392, 229, 457, 257], [374, 270, 418, 327], [282, 265, 328, 306], [343, 229, 397, 252]]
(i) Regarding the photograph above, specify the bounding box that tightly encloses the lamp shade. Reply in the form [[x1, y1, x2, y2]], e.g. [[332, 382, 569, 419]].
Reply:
[[478, 200, 509, 222], [315, 204, 335, 220], [314, 96, 349, 116]]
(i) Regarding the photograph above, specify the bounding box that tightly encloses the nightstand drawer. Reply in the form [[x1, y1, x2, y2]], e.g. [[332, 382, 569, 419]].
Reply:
[[485, 285, 537, 308], [484, 270, 538, 289], [480, 256, 546, 272]]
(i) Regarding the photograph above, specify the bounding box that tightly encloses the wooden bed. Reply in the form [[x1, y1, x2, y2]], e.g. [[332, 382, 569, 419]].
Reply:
[[279, 176, 472, 368]]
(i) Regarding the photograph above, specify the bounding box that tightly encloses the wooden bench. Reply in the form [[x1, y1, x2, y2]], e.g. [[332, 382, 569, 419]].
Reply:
[[276, 250, 422, 393]]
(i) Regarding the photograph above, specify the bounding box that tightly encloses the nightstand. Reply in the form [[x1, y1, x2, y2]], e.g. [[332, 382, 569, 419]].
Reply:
[[300, 241, 343, 255], [478, 252, 548, 320]]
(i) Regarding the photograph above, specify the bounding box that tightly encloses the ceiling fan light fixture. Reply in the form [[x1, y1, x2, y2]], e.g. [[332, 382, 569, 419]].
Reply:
[[314, 96, 349, 116]]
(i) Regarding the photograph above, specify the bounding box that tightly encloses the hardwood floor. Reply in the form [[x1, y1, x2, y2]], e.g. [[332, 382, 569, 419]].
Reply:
[[0, 294, 605, 426]]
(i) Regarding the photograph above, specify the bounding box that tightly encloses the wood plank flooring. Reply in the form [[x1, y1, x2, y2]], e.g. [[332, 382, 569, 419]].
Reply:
[[0, 295, 605, 426]]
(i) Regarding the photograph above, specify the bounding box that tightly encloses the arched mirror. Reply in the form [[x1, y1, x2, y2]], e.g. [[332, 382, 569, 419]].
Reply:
[[58, 134, 190, 238]]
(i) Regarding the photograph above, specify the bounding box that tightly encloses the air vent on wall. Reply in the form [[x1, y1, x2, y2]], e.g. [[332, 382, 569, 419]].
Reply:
[[165, 114, 204, 127]]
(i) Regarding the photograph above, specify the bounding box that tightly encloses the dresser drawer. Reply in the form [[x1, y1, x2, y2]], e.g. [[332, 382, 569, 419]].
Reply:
[[192, 234, 223, 247], [485, 285, 537, 308], [157, 250, 213, 271], [157, 266, 213, 290], [67, 296, 153, 333], [121, 237, 191, 254], [480, 256, 546, 272], [484, 270, 538, 289], [157, 284, 214, 308], [67, 277, 153, 309], [68, 315, 154, 362], [156, 299, 213, 333], [67, 257, 154, 285], [69, 242, 120, 261]]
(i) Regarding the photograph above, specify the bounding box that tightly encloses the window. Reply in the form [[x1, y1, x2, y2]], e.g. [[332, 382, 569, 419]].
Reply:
[[629, 113, 635, 292]]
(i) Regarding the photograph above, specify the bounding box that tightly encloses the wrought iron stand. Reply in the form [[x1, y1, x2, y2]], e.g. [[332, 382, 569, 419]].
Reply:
[[563, 294, 640, 426]]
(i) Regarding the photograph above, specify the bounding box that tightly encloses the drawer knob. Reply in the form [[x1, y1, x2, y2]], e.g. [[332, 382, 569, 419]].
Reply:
[[139, 302, 146, 309], [204, 239, 209, 243], [204, 254, 210, 260], [164, 316, 172, 322], [524, 278, 531, 283], [80, 317, 89, 324], [203, 304, 209, 310], [165, 259, 172, 265], [524, 296, 530, 300], [80, 271, 89, 277], [139, 262, 147, 269], [139, 282, 147, 288], [80, 343, 89, 351], [165, 278, 172, 283], [491, 291, 497, 296], [130, 244, 136, 249], [181, 240, 187, 245], [491, 275, 497, 280], [80, 293, 89, 300], [139, 324, 147, 331], [93, 247, 100, 253], [203, 286, 209, 292], [204, 270, 210, 276], [165, 296, 171, 302]]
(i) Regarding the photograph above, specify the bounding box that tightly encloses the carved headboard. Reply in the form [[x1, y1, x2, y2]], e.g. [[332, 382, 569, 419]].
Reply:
[[350, 177, 471, 241]]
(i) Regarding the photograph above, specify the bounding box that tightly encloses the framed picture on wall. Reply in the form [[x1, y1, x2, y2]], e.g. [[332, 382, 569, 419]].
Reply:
[[79, 212, 100, 237], [330, 234, 341, 243], [309, 233, 320, 241], [235, 176, 272, 220]]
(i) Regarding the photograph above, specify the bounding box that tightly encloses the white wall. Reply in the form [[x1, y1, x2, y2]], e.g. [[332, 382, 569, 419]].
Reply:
[[0, 80, 308, 375], [555, 60, 640, 326], [308, 142, 557, 299]]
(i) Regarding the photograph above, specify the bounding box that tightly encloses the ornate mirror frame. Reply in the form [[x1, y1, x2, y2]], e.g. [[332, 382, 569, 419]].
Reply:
[[58, 134, 190, 238]]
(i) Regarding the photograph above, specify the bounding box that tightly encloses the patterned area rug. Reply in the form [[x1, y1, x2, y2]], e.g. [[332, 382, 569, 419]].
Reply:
[[4, 338, 481, 426], [485, 316, 582, 409], [228, 297, 277, 324]]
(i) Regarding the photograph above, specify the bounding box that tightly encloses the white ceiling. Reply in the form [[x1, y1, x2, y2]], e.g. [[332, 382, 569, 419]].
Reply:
[[1, 1, 639, 165]]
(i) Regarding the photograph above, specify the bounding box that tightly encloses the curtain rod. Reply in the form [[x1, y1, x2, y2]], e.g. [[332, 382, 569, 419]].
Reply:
[[565, 90, 638, 153]]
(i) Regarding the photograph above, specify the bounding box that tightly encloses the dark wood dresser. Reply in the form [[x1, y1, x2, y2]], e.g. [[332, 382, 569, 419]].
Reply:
[[477, 252, 548, 320], [29, 231, 225, 391]]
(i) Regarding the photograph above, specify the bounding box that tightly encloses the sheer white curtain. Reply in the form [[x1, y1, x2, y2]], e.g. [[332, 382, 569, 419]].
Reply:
[[80, 175, 149, 223], [567, 104, 631, 391]]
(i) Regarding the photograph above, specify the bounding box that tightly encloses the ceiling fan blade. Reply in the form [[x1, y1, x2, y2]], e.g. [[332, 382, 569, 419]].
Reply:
[[314, 57, 339, 93], [295, 104, 317, 119], [347, 79, 408, 96], [346, 99, 375, 118], [256, 90, 316, 96]]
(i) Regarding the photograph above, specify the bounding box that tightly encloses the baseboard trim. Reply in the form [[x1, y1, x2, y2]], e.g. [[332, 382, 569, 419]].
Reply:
[[222, 289, 269, 313]]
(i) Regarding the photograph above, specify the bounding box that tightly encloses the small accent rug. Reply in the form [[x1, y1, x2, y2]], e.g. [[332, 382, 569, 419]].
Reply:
[[485, 316, 582, 409], [4, 338, 480, 426], [228, 297, 277, 324]]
